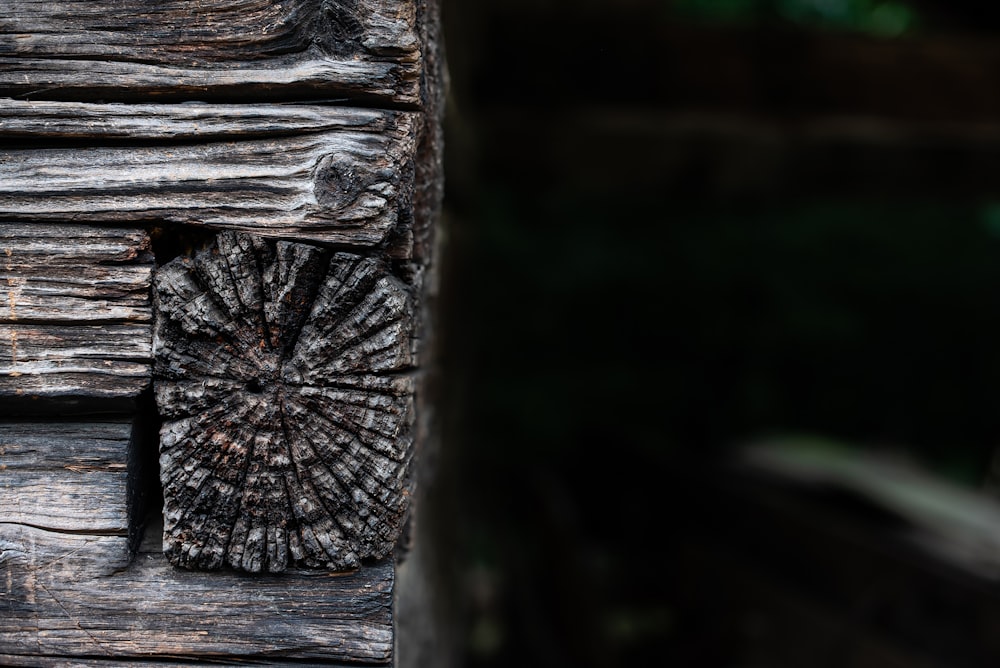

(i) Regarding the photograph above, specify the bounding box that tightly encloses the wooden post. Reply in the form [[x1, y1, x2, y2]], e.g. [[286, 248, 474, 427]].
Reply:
[[0, 0, 445, 664]]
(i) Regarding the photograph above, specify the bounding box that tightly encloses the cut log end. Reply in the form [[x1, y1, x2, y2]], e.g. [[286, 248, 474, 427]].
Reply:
[[154, 230, 415, 573]]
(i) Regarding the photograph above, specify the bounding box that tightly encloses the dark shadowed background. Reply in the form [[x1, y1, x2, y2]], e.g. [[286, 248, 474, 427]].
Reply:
[[432, 1, 1000, 666]]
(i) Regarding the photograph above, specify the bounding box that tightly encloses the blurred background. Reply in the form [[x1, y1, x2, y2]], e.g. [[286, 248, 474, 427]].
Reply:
[[433, 1, 1000, 666]]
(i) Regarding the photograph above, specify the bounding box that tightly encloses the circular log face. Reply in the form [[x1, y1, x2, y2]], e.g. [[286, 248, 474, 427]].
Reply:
[[153, 231, 414, 573]]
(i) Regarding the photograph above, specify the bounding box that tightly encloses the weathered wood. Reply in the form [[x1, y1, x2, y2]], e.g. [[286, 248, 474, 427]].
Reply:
[[0, 0, 445, 662], [0, 225, 153, 408], [0, 657, 366, 668], [154, 231, 415, 573], [0, 0, 420, 106], [0, 99, 409, 140], [0, 109, 416, 247], [0, 422, 134, 537], [0, 658, 362, 668], [0, 224, 152, 323], [394, 0, 452, 665], [0, 522, 394, 663]]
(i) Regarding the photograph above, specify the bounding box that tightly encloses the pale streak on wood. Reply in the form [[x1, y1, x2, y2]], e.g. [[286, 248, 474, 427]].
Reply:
[[0, 224, 152, 403], [0, 422, 134, 535], [0, 0, 420, 105], [0, 523, 393, 663], [0, 111, 417, 246], [0, 100, 401, 139]]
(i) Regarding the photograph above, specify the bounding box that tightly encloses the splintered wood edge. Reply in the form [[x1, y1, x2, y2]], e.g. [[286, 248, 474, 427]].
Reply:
[[0, 524, 393, 663]]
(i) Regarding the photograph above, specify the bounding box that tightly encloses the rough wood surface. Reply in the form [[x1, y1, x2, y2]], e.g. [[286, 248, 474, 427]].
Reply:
[[0, 522, 393, 663], [0, 0, 420, 106], [0, 421, 134, 535], [0, 99, 409, 140], [154, 231, 415, 573], [0, 657, 367, 668], [394, 0, 452, 665], [0, 224, 152, 324], [0, 109, 416, 247], [0, 225, 152, 407]]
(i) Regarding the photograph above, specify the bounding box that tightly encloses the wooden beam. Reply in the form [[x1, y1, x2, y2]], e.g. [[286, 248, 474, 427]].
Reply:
[[0, 0, 421, 106], [0, 421, 135, 535], [0, 224, 152, 324], [0, 105, 417, 247], [0, 522, 394, 663], [0, 225, 153, 409]]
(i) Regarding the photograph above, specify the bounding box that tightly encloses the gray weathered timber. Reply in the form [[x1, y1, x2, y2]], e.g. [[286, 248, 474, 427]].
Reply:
[[0, 108, 417, 247], [0, 224, 152, 323], [154, 231, 415, 573], [0, 99, 409, 140], [0, 421, 134, 535], [0, 0, 420, 106], [0, 658, 366, 668], [0, 521, 393, 663], [0, 225, 153, 406]]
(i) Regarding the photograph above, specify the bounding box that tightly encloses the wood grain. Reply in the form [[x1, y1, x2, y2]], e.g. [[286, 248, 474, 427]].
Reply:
[[0, 0, 420, 105], [0, 225, 152, 407], [0, 99, 409, 140], [155, 231, 415, 573], [0, 421, 134, 535], [0, 107, 417, 247], [0, 523, 393, 663], [0, 224, 152, 324]]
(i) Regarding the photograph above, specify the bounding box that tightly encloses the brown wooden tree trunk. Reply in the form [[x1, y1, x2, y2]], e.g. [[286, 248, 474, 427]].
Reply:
[[0, 1, 446, 665]]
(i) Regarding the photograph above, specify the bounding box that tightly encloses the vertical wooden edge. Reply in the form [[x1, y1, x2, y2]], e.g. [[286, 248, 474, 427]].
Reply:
[[395, 0, 455, 666]]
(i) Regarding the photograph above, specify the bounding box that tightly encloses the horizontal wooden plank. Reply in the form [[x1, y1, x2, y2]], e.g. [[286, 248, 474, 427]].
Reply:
[[0, 224, 152, 323], [0, 324, 151, 401], [0, 0, 420, 105], [0, 225, 153, 408], [0, 522, 393, 663], [0, 422, 134, 533], [0, 656, 364, 667], [0, 109, 417, 246], [0, 420, 133, 471], [0, 100, 405, 140]]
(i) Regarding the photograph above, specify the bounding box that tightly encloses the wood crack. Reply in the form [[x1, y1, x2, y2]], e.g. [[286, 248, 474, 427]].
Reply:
[[154, 231, 415, 573]]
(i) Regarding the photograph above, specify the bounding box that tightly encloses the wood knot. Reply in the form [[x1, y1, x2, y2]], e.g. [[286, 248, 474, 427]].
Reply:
[[153, 231, 415, 574]]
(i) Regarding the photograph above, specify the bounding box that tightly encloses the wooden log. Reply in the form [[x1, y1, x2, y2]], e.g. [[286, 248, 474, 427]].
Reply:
[[154, 231, 415, 573], [0, 522, 394, 663], [0, 422, 134, 535], [0, 0, 420, 106], [0, 105, 417, 247], [0, 225, 153, 408]]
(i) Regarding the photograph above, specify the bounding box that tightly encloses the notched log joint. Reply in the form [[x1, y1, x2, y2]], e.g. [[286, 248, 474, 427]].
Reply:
[[154, 230, 416, 574]]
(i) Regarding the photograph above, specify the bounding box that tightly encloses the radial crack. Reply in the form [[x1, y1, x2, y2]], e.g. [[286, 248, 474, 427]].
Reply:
[[154, 230, 414, 572]]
